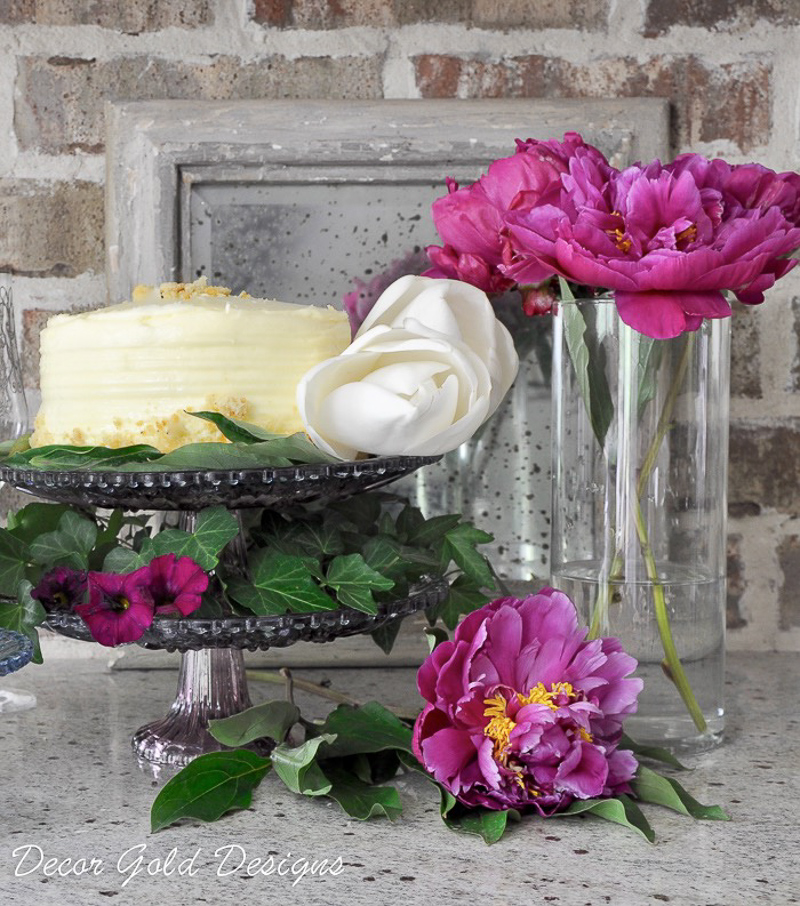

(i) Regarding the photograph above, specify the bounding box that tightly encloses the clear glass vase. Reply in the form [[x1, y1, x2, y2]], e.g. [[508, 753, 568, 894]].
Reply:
[[550, 297, 729, 754], [408, 299, 553, 590]]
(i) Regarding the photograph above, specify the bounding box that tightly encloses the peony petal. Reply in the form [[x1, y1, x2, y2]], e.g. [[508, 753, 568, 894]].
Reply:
[[615, 290, 692, 339]]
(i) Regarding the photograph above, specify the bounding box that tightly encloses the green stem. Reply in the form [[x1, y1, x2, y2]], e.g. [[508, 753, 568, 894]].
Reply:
[[586, 332, 706, 732], [633, 496, 707, 732]]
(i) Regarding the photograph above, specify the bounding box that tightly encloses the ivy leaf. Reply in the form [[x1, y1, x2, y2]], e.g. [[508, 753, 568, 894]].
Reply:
[[0, 581, 47, 664], [229, 551, 334, 614], [631, 766, 729, 821], [553, 794, 655, 843], [29, 511, 98, 570], [395, 503, 426, 542], [323, 765, 403, 821], [329, 495, 383, 533], [6, 503, 70, 544], [149, 506, 238, 571], [0, 529, 31, 597], [101, 546, 150, 574], [318, 701, 415, 758], [208, 700, 300, 748], [95, 509, 125, 549], [433, 574, 490, 630], [271, 735, 336, 796], [369, 616, 404, 655], [558, 277, 614, 449], [325, 553, 394, 615], [361, 535, 406, 580], [407, 514, 463, 547], [150, 750, 272, 832], [441, 524, 495, 588]]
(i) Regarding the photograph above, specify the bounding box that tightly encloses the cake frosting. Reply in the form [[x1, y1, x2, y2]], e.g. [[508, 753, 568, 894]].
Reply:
[[31, 277, 351, 452]]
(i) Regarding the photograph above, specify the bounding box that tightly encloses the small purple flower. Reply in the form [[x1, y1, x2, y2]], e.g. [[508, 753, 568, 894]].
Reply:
[[31, 567, 87, 612], [147, 554, 208, 617], [412, 590, 642, 814], [75, 568, 155, 647]]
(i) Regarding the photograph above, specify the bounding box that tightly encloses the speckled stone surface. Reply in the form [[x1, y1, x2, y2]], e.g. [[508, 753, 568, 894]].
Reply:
[[0, 653, 797, 906]]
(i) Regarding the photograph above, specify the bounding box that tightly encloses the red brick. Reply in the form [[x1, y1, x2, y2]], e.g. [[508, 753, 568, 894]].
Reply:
[[0, 0, 213, 31], [726, 534, 747, 630], [15, 54, 383, 154], [249, 0, 608, 29], [730, 302, 761, 399], [0, 179, 104, 277], [643, 0, 800, 37], [414, 53, 771, 152], [778, 535, 800, 629], [728, 419, 800, 514]]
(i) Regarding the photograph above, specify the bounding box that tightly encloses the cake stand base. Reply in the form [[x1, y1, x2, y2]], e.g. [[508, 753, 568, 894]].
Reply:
[[132, 647, 271, 766]]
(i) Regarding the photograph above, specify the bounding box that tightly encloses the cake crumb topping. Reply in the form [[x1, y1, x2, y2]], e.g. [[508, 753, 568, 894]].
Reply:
[[132, 275, 250, 303]]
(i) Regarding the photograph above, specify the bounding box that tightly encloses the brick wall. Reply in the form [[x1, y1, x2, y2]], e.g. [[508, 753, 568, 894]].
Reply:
[[0, 0, 798, 651]]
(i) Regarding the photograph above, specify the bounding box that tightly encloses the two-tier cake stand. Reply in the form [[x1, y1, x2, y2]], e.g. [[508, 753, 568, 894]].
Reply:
[[1, 455, 445, 765]]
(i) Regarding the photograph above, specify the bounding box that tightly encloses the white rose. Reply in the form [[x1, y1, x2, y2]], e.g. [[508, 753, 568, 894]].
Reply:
[[357, 275, 518, 412], [297, 276, 519, 460]]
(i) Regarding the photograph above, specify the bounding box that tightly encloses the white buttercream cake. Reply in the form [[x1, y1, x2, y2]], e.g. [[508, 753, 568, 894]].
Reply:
[[31, 277, 351, 452]]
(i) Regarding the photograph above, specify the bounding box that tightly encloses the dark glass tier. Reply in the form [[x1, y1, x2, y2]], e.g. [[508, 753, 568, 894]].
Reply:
[[0, 454, 440, 511], [0, 629, 33, 676], [44, 578, 447, 653]]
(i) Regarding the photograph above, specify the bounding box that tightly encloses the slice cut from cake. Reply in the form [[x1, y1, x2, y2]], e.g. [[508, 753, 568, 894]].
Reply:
[[31, 277, 351, 453]]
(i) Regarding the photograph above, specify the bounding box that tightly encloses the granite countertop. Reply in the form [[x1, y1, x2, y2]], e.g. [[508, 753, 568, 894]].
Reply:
[[0, 652, 796, 906]]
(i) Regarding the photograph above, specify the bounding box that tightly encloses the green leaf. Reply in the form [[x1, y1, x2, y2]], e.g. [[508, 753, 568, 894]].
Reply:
[[232, 551, 334, 614], [101, 546, 150, 574], [441, 802, 518, 844], [433, 574, 490, 630], [441, 523, 495, 588], [208, 700, 300, 748], [361, 535, 406, 579], [271, 735, 336, 796], [323, 766, 403, 821], [6, 503, 70, 544], [631, 765, 729, 821], [325, 553, 394, 615], [424, 625, 450, 653], [6, 443, 161, 471], [395, 503, 426, 541], [370, 616, 404, 655], [558, 277, 615, 448], [95, 509, 125, 548], [554, 794, 655, 843], [329, 495, 383, 533], [150, 749, 271, 832], [28, 510, 97, 570], [149, 506, 238, 571], [407, 514, 463, 547], [187, 412, 338, 463], [0, 582, 47, 665], [119, 442, 294, 471], [636, 336, 665, 419], [318, 701, 415, 758], [620, 732, 688, 770], [0, 529, 31, 597]]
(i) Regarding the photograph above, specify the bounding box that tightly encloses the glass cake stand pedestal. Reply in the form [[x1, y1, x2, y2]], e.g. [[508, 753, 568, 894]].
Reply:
[[1, 456, 444, 766]]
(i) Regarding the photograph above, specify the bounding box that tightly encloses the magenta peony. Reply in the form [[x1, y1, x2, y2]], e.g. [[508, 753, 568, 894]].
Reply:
[[75, 568, 155, 646], [503, 145, 800, 339], [412, 590, 642, 814], [425, 134, 610, 295], [147, 554, 208, 617]]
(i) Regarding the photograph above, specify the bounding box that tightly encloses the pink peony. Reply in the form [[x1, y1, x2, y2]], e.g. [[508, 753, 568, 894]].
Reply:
[[147, 554, 208, 617], [75, 568, 155, 646], [503, 147, 800, 339], [425, 134, 610, 295], [412, 590, 642, 814]]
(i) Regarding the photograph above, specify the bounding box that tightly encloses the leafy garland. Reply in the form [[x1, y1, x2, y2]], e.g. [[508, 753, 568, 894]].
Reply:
[[0, 493, 496, 662], [150, 673, 729, 844]]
